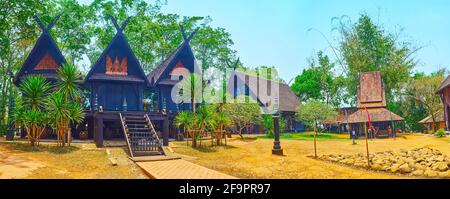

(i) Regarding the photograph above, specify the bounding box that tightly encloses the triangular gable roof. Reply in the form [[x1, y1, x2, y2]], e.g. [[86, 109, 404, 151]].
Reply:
[[227, 70, 301, 113], [147, 25, 200, 87], [14, 15, 66, 85], [437, 75, 450, 93], [357, 71, 386, 108], [85, 16, 148, 85], [419, 110, 444, 124]]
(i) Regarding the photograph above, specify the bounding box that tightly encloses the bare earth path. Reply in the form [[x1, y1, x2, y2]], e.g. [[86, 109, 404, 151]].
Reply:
[[137, 159, 237, 179], [0, 144, 44, 179], [170, 134, 450, 179], [0, 138, 147, 179]]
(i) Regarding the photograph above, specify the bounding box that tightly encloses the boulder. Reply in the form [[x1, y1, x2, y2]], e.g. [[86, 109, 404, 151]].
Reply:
[[414, 163, 426, 171], [424, 169, 438, 178], [438, 171, 450, 178], [411, 170, 424, 176], [432, 162, 448, 172], [371, 164, 383, 171], [390, 164, 401, 173], [399, 163, 412, 173]]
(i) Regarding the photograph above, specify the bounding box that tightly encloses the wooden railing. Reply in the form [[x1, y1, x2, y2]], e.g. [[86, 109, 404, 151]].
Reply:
[[145, 114, 163, 154], [119, 113, 134, 158]]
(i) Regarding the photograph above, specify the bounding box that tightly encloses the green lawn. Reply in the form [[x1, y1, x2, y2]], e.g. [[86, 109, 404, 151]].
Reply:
[[257, 132, 349, 141]]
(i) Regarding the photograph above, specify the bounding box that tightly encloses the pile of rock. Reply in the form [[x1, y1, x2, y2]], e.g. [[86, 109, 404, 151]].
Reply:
[[319, 147, 450, 178]]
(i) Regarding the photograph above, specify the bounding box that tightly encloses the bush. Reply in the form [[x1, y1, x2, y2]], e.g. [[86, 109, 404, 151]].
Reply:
[[435, 128, 446, 137]]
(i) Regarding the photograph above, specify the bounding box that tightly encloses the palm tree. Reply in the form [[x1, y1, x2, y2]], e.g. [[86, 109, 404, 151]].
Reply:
[[47, 64, 84, 147], [56, 63, 83, 100], [174, 111, 193, 138], [211, 110, 232, 145], [47, 92, 84, 147], [16, 75, 51, 147], [18, 75, 50, 110]]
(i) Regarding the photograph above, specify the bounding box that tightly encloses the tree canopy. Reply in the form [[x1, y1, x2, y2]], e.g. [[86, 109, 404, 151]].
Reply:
[[0, 0, 239, 134]]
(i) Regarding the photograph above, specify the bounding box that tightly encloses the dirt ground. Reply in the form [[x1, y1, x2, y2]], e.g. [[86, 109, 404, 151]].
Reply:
[[1, 133, 449, 179], [169, 133, 450, 179], [0, 138, 147, 179]]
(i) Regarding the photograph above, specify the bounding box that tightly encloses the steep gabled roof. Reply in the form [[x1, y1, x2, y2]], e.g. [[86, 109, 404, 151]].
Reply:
[[14, 15, 66, 85], [147, 25, 199, 87], [84, 16, 148, 85], [419, 110, 444, 124], [437, 75, 450, 93], [357, 71, 386, 108], [228, 70, 301, 113]]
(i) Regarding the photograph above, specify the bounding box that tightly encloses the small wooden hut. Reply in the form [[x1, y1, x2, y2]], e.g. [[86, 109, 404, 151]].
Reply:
[[146, 26, 201, 112], [323, 107, 358, 133], [347, 72, 404, 138], [418, 110, 445, 132]]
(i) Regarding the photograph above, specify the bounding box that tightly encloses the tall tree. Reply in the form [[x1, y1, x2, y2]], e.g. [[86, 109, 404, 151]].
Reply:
[[405, 69, 446, 132], [0, 0, 52, 134], [291, 51, 342, 106], [334, 14, 419, 105], [86, 0, 237, 73], [295, 100, 337, 158]]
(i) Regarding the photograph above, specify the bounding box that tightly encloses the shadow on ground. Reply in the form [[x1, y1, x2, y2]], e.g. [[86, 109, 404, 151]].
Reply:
[[4, 142, 79, 154]]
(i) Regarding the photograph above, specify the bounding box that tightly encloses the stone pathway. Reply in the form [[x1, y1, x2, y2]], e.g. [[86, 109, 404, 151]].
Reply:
[[136, 159, 237, 179], [0, 144, 44, 179]]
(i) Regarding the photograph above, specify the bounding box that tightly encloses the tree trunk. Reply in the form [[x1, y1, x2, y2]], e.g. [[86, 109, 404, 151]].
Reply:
[[192, 136, 197, 147], [313, 124, 317, 159], [431, 113, 437, 132], [238, 127, 244, 139]]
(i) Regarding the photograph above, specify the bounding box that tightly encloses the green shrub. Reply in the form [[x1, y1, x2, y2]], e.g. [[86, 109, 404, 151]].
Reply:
[[435, 128, 446, 137]]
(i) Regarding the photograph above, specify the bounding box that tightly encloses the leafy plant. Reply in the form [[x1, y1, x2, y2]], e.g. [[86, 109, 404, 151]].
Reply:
[[262, 114, 286, 137], [15, 75, 51, 147], [223, 95, 262, 139], [48, 64, 85, 147], [435, 128, 446, 137], [296, 99, 337, 158]]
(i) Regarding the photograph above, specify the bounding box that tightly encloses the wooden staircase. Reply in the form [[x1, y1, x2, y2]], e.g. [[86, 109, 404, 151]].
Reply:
[[119, 112, 165, 157]]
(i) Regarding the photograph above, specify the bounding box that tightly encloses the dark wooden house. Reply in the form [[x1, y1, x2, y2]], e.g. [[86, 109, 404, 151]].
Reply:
[[346, 72, 403, 138], [436, 75, 450, 130], [323, 107, 358, 133], [146, 27, 201, 113], [84, 17, 149, 112], [14, 15, 66, 86], [83, 17, 169, 151], [227, 70, 305, 133]]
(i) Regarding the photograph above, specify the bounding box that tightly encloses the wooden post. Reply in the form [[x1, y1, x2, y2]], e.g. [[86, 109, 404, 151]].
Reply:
[[94, 115, 104, 148], [364, 122, 370, 167], [313, 124, 317, 158], [272, 113, 283, 155], [162, 114, 169, 146], [68, 128, 71, 146]]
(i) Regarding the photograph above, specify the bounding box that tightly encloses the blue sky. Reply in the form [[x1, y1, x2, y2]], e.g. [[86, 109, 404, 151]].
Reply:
[[81, 0, 450, 83]]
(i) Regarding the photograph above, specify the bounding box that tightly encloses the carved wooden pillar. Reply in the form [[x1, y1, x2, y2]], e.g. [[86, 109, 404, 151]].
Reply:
[[162, 112, 169, 146], [94, 113, 104, 148]]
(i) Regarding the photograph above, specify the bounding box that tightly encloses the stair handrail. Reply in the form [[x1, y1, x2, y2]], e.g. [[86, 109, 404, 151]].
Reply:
[[145, 114, 162, 145], [119, 113, 134, 158]]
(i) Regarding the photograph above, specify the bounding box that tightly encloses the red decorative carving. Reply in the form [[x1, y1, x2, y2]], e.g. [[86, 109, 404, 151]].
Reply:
[[34, 52, 59, 70], [105, 55, 128, 75], [170, 61, 188, 77]]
